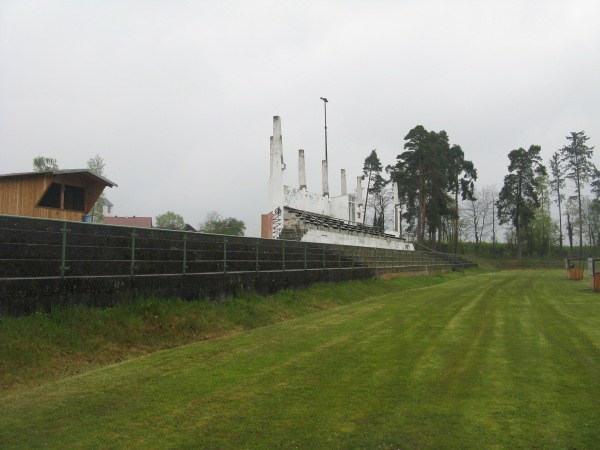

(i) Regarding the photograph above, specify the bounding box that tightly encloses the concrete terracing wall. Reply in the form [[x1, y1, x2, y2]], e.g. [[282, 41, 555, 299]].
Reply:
[[0, 267, 385, 316], [0, 214, 473, 315]]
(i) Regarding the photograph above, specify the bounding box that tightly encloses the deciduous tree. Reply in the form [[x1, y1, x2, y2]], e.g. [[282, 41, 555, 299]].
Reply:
[[33, 156, 58, 172], [87, 154, 107, 223], [198, 211, 246, 236], [526, 173, 554, 256], [588, 198, 600, 253], [461, 185, 495, 247], [367, 176, 392, 232], [155, 211, 185, 230]]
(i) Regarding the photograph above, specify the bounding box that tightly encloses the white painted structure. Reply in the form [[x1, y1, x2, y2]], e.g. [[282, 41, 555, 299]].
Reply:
[[296, 227, 414, 251], [264, 116, 413, 251]]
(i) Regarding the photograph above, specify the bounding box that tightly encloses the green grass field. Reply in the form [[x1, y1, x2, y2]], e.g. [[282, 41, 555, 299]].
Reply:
[[1, 270, 599, 448]]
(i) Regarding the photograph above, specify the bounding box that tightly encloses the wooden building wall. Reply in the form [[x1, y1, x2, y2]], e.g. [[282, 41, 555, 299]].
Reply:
[[0, 173, 108, 222]]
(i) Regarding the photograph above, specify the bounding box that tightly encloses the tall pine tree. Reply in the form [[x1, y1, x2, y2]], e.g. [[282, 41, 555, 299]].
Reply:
[[362, 149, 383, 225], [497, 145, 546, 259], [446, 144, 477, 253], [560, 131, 596, 257], [549, 151, 566, 251]]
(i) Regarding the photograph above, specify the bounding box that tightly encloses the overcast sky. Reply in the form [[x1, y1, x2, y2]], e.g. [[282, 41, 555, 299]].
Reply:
[[1, 0, 599, 236]]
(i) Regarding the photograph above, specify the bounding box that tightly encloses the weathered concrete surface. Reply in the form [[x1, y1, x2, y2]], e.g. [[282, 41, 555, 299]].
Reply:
[[0, 267, 367, 315], [0, 265, 457, 316], [0, 214, 474, 316]]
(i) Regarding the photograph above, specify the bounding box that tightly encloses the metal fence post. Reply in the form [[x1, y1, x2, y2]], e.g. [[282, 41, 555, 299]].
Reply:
[[223, 237, 228, 273], [282, 240, 286, 272], [60, 222, 70, 277], [182, 233, 188, 275], [256, 239, 259, 272], [130, 230, 137, 276], [304, 243, 307, 270]]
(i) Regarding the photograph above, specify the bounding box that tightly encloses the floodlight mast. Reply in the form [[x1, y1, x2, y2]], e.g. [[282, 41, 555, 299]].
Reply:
[[320, 97, 328, 161]]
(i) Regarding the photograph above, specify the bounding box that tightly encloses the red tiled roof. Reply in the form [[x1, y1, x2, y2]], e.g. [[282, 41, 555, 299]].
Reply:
[[103, 216, 152, 228]]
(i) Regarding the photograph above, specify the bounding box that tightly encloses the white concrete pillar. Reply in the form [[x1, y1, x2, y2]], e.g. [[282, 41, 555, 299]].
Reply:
[[322, 160, 329, 197], [356, 176, 364, 221], [298, 149, 307, 189], [341, 169, 347, 196], [393, 181, 399, 235], [268, 116, 285, 237]]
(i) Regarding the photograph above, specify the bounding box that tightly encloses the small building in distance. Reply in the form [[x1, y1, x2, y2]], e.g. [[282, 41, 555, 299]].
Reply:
[[103, 216, 153, 228], [100, 198, 153, 228], [0, 169, 117, 222], [102, 197, 114, 216]]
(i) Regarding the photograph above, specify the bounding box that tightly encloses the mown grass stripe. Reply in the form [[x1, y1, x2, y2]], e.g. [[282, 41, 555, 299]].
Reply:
[[1, 270, 599, 448]]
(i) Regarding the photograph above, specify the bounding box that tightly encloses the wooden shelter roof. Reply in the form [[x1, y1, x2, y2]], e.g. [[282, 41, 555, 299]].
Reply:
[[0, 169, 118, 187]]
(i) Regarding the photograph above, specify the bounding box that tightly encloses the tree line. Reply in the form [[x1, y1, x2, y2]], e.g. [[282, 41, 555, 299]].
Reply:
[[30, 127, 598, 254], [155, 210, 246, 236], [361, 127, 597, 259]]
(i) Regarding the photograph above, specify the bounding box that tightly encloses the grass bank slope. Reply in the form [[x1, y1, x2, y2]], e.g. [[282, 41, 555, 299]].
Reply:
[[1, 271, 465, 390], [1, 270, 599, 448]]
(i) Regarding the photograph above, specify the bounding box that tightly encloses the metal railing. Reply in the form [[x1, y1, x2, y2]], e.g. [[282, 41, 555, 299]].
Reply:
[[0, 215, 475, 279]]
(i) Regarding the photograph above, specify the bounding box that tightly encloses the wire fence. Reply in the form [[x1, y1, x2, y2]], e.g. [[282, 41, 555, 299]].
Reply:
[[0, 214, 476, 279]]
